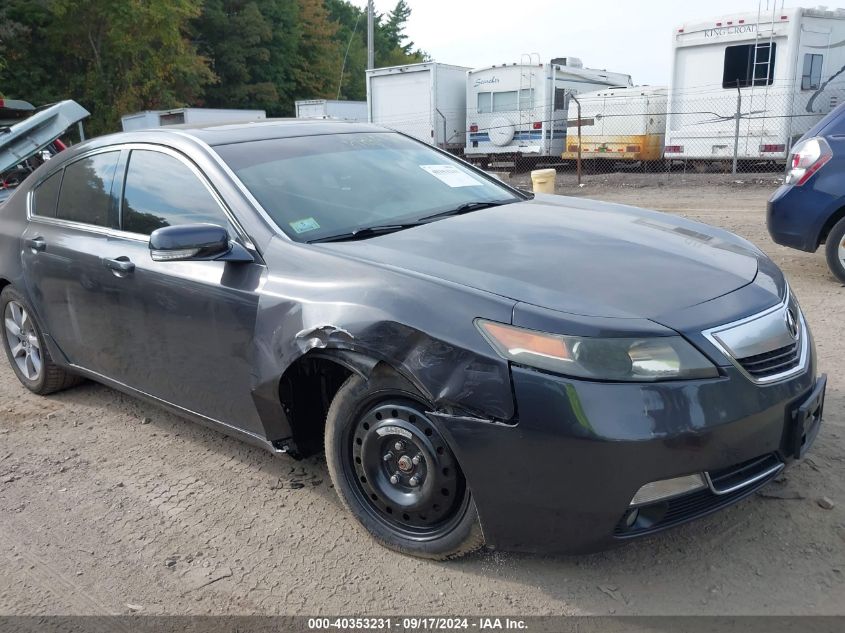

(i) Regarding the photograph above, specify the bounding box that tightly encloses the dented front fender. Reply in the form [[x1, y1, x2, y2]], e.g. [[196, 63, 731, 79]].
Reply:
[[250, 236, 516, 442]]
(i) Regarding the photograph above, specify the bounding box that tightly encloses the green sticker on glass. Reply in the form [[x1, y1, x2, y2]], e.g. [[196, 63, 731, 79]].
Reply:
[[289, 217, 320, 234]]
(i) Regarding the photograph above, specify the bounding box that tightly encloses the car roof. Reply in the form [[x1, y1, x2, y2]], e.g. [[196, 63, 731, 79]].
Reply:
[[140, 118, 389, 146], [799, 101, 845, 142]]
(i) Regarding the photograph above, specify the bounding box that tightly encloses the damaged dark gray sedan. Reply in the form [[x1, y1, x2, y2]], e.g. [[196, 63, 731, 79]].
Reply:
[[0, 121, 825, 559]]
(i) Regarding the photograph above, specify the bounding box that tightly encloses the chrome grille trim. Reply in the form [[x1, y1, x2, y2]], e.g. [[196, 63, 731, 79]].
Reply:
[[702, 288, 809, 385], [704, 454, 784, 495]]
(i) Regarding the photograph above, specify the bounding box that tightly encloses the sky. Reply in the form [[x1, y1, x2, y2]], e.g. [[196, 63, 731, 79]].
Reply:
[[348, 0, 788, 85]]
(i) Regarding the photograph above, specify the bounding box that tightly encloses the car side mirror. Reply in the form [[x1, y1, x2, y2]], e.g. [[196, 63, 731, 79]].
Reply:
[[149, 224, 253, 263]]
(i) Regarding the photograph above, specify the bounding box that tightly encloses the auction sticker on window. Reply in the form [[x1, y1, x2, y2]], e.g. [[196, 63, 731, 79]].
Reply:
[[420, 164, 483, 187], [289, 217, 320, 234]]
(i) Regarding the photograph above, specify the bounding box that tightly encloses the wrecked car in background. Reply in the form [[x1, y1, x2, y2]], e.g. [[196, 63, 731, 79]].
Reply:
[[0, 99, 89, 205], [0, 120, 824, 559]]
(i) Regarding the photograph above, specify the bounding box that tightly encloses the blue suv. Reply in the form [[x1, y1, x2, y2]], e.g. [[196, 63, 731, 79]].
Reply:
[[768, 103, 845, 281]]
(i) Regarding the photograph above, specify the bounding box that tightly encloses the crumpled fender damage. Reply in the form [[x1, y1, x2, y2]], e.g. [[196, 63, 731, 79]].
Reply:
[[248, 239, 517, 444]]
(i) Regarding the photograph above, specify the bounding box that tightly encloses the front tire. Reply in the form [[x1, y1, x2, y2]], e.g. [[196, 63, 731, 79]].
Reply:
[[325, 369, 484, 560], [1, 286, 82, 395], [825, 217, 845, 283]]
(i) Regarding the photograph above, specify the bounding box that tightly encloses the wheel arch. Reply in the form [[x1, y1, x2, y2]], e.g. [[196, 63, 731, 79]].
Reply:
[[278, 349, 425, 458], [816, 203, 845, 248]]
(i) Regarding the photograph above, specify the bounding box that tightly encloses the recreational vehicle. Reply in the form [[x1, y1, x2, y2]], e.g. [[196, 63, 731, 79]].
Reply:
[[665, 6, 845, 165], [366, 62, 470, 150], [465, 57, 632, 166], [562, 86, 668, 166], [295, 99, 367, 121]]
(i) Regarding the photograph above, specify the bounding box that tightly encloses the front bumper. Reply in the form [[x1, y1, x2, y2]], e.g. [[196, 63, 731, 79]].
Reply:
[[434, 362, 821, 554]]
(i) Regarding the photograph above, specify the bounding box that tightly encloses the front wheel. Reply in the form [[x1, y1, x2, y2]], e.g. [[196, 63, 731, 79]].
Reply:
[[325, 369, 484, 559], [825, 217, 845, 283]]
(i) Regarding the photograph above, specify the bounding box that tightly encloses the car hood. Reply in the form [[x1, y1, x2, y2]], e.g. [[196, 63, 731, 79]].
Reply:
[[319, 194, 760, 319], [0, 100, 89, 174]]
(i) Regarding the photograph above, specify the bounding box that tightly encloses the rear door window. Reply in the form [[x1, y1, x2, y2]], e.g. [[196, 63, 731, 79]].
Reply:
[[121, 149, 234, 236], [56, 151, 121, 228], [32, 169, 63, 218]]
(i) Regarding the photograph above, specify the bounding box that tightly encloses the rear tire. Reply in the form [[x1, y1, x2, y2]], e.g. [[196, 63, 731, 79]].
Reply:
[[1, 286, 83, 395], [825, 217, 845, 283], [324, 368, 484, 560]]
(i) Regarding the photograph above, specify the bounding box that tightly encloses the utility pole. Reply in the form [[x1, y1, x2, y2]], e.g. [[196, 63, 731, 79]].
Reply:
[[367, 0, 375, 70]]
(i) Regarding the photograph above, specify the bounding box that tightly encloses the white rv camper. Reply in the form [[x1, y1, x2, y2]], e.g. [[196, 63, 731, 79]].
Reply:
[[465, 57, 632, 165], [665, 6, 845, 164], [295, 99, 367, 121], [366, 62, 470, 150], [562, 86, 668, 165]]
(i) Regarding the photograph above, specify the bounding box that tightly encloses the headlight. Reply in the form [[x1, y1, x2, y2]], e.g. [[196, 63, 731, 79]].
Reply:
[[476, 319, 719, 381]]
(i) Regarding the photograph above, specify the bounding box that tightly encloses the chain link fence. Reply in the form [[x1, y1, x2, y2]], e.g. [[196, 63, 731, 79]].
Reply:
[[372, 83, 843, 186]]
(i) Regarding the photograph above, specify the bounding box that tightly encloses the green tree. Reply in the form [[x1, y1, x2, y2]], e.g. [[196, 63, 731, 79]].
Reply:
[[0, 0, 62, 105], [194, 0, 299, 115], [0, 0, 214, 135], [294, 0, 341, 100], [326, 0, 426, 102]]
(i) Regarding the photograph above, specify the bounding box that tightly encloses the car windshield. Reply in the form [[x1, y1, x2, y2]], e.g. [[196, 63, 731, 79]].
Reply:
[[214, 131, 520, 242]]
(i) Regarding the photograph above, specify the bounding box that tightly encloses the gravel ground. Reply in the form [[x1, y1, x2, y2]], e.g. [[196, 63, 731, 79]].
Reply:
[[1, 176, 844, 616]]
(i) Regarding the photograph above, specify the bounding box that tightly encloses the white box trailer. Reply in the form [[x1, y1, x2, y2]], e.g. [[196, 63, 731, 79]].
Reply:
[[121, 107, 266, 131], [366, 62, 470, 150], [295, 99, 367, 121], [665, 6, 845, 163], [562, 86, 668, 165], [465, 57, 632, 165]]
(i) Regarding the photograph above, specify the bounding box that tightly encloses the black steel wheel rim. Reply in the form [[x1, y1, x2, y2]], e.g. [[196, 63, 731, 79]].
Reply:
[[344, 397, 469, 541]]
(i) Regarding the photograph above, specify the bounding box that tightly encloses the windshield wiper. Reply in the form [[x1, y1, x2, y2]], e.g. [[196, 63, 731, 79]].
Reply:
[[417, 199, 517, 223], [308, 222, 423, 243]]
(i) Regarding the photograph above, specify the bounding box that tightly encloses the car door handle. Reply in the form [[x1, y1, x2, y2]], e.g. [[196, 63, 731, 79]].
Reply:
[[101, 257, 135, 274], [24, 237, 46, 252]]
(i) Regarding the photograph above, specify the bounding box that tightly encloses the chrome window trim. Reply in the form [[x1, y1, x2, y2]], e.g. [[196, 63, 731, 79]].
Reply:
[[29, 147, 122, 229], [701, 286, 809, 385], [167, 130, 289, 242], [27, 142, 256, 251]]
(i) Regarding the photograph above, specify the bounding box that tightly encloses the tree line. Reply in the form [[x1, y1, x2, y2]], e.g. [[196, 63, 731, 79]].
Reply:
[[0, 0, 427, 135]]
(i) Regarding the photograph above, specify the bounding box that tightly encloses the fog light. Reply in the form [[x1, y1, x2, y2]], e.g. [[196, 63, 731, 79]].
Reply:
[[629, 473, 707, 506], [624, 508, 639, 527]]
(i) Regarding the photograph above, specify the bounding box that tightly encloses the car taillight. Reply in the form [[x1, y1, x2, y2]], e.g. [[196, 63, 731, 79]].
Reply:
[[469, 124, 478, 133], [532, 121, 542, 130], [664, 145, 683, 153], [760, 144, 785, 153], [786, 137, 833, 186]]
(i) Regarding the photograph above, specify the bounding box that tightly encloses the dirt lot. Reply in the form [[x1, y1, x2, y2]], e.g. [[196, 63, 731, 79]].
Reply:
[[1, 175, 844, 616]]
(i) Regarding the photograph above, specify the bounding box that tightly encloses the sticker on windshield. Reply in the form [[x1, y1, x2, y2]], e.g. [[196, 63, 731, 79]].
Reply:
[[420, 164, 483, 188], [289, 217, 320, 234]]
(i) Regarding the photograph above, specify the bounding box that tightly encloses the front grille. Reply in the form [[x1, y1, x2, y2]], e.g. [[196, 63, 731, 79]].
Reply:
[[615, 453, 783, 538], [736, 342, 800, 379]]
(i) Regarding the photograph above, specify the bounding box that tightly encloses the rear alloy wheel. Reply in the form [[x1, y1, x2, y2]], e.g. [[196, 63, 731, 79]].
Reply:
[[825, 217, 845, 283], [4, 299, 42, 381], [0, 286, 82, 395], [325, 371, 483, 559]]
